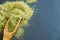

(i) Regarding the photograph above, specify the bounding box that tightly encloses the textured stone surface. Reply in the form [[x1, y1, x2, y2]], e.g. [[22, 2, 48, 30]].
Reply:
[[0, 0, 60, 40]]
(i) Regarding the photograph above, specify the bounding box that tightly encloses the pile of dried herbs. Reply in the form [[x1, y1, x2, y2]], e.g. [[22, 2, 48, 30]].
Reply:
[[0, 1, 34, 38]]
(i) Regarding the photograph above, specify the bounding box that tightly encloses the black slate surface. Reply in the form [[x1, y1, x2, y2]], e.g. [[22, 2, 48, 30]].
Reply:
[[0, 0, 60, 40]]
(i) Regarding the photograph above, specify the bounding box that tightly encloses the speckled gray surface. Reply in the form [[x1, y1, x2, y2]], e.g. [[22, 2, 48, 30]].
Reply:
[[0, 0, 60, 40]]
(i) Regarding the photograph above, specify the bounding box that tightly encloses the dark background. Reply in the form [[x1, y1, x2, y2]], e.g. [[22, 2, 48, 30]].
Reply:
[[0, 0, 60, 40]]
